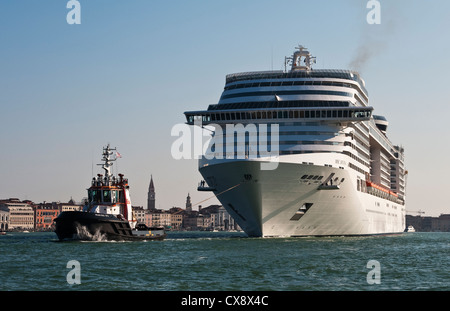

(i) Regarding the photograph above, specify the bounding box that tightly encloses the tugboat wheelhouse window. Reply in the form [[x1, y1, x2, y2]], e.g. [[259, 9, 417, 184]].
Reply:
[[102, 190, 111, 203], [89, 190, 101, 203]]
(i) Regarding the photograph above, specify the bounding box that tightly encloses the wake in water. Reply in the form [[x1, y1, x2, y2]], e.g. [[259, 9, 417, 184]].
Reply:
[[75, 225, 107, 242]]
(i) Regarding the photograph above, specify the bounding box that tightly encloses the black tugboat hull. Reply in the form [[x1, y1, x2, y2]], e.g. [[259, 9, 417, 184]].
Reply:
[[54, 211, 166, 241]]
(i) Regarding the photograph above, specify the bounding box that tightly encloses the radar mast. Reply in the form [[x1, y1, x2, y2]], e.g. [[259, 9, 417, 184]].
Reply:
[[285, 45, 316, 72]]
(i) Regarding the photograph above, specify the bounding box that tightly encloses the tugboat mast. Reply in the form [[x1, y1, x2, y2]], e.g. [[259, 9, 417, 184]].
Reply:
[[97, 144, 117, 186]]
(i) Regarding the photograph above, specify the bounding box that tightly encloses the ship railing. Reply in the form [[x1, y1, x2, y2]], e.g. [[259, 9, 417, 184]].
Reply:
[[185, 106, 373, 126]]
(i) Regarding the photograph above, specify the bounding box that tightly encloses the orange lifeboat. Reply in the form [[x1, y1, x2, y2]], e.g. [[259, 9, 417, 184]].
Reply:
[[365, 181, 398, 198]]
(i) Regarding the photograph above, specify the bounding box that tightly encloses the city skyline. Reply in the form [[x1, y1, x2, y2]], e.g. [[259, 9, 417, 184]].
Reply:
[[1, 1, 450, 216]]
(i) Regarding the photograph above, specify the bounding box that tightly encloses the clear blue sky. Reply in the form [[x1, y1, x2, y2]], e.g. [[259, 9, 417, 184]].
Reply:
[[1, 0, 449, 216]]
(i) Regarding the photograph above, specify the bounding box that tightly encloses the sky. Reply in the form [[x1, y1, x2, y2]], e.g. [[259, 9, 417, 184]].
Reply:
[[1, 0, 449, 217]]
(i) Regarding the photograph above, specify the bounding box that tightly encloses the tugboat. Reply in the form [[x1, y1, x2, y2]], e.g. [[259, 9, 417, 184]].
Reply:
[[54, 144, 166, 241]]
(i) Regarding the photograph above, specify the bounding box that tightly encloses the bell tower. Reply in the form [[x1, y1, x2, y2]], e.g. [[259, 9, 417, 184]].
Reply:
[[147, 175, 156, 210], [186, 193, 192, 212]]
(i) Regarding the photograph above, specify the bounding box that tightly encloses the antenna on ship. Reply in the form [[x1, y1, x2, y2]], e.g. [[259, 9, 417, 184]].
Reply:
[[285, 44, 316, 72], [97, 143, 118, 185]]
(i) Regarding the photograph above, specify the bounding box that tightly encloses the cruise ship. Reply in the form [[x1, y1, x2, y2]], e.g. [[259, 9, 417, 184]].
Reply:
[[184, 45, 406, 237]]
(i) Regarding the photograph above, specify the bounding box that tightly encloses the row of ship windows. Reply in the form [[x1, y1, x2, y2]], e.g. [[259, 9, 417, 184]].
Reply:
[[343, 151, 370, 169], [224, 80, 369, 102], [353, 134, 370, 151], [208, 100, 350, 111], [277, 131, 338, 136], [242, 132, 339, 138], [221, 150, 370, 175], [220, 90, 353, 100], [369, 124, 397, 157], [299, 174, 348, 184], [300, 174, 324, 181], [213, 140, 370, 155], [212, 131, 340, 139], [349, 162, 368, 175], [88, 190, 124, 204], [265, 150, 366, 161], [351, 123, 370, 140], [206, 150, 335, 157], [218, 149, 375, 177], [214, 141, 343, 147], [189, 109, 371, 123], [344, 142, 370, 162], [225, 71, 368, 95]]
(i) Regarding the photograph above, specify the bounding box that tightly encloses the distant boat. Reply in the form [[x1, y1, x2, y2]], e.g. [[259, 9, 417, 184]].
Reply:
[[405, 225, 415, 232], [54, 144, 166, 241]]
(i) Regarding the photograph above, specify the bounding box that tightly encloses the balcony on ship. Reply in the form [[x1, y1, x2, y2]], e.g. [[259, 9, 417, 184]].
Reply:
[[185, 106, 373, 126], [197, 180, 216, 192]]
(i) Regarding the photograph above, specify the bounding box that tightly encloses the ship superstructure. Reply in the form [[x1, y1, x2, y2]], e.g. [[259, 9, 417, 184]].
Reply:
[[185, 45, 406, 237]]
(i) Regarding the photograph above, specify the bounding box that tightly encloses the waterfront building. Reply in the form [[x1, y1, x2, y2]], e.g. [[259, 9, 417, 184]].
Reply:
[[144, 211, 153, 228], [435, 214, 450, 231], [34, 202, 59, 231], [58, 201, 82, 212], [133, 206, 146, 224], [35, 200, 82, 230], [149, 209, 171, 228], [406, 214, 450, 232], [170, 211, 183, 230], [201, 214, 211, 229], [203, 205, 240, 231], [0, 209, 8, 231], [130, 202, 241, 231], [147, 175, 156, 210], [217, 205, 240, 231], [0, 198, 34, 230], [183, 212, 204, 230]]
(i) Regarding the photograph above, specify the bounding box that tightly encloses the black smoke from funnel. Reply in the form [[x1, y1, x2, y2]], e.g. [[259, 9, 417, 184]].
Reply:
[[348, 2, 398, 72]]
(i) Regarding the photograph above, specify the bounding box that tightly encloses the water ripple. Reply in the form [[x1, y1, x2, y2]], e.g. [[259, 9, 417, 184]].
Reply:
[[0, 232, 448, 290]]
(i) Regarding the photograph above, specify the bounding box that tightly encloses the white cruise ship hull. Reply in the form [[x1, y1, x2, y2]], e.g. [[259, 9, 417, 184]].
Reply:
[[187, 46, 407, 237], [200, 159, 405, 237]]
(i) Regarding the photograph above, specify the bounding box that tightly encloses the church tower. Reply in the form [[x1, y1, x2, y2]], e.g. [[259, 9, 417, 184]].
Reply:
[[147, 175, 156, 210], [185, 193, 192, 212]]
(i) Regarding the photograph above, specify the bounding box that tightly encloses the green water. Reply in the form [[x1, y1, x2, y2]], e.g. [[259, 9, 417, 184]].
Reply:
[[0, 231, 448, 291]]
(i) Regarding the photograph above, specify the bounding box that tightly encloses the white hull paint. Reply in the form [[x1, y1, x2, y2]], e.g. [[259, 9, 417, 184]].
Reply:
[[200, 159, 405, 237]]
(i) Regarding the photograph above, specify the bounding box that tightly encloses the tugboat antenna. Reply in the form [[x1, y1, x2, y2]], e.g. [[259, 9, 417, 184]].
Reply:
[[97, 144, 118, 184]]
